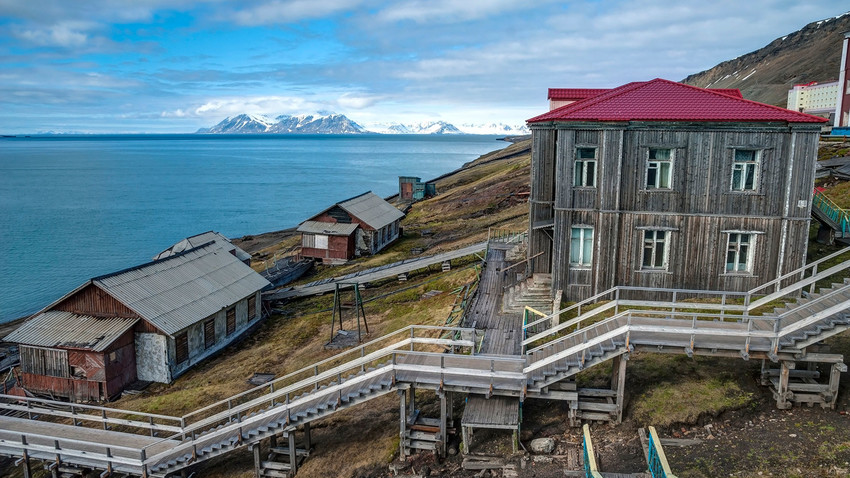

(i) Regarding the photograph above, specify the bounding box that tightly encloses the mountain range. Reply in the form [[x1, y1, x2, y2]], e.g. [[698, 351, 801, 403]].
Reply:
[[683, 12, 850, 107], [197, 114, 530, 135]]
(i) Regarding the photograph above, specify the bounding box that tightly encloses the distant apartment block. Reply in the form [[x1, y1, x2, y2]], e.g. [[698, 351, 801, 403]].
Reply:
[[787, 81, 840, 117], [787, 31, 850, 128]]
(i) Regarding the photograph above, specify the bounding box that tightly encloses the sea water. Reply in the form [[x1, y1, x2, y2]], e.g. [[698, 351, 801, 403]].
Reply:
[[0, 134, 506, 323]]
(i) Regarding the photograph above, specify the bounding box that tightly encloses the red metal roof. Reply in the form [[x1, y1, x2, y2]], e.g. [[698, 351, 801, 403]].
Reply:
[[547, 88, 610, 100], [711, 88, 743, 98], [529, 79, 827, 124]]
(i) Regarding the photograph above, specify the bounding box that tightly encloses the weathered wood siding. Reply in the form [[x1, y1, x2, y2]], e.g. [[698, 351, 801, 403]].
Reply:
[[529, 128, 557, 273], [55, 284, 140, 318], [532, 122, 821, 302], [167, 291, 262, 380]]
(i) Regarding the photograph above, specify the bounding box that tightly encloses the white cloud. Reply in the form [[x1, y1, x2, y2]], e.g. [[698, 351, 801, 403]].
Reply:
[[376, 0, 538, 24], [336, 92, 380, 109], [16, 21, 93, 48], [229, 0, 363, 26]]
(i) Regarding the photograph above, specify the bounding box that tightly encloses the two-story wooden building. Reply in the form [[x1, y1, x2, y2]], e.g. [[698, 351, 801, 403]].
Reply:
[[527, 79, 827, 301], [4, 242, 270, 401]]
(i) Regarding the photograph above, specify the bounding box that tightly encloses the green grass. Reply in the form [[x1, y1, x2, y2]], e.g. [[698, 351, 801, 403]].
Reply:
[[632, 376, 754, 427]]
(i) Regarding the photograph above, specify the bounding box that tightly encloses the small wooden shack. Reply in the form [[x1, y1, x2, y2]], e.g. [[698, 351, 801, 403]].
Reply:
[[298, 191, 405, 264], [154, 230, 252, 265], [4, 242, 270, 401], [527, 78, 827, 301], [399, 176, 437, 201]]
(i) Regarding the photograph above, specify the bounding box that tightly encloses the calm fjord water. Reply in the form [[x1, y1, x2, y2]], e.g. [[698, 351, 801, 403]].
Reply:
[[0, 134, 505, 323]]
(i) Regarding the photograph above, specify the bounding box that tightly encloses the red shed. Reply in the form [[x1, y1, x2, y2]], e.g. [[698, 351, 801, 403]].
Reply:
[[297, 191, 405, 264]]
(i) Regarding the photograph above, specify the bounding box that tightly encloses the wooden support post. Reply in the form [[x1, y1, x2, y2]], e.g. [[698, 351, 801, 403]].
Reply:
[[408, 386, 416, 418], [304, 422, 312, 451], [399, 390, 408, 458], [611, 354, 628, 424], [447, 391, 454, 428], [288, 432, 298, 475], [439, 392, 447, 458], [253, 443, 261, 478], [512, 429, 518, 454], [827, 362, 846, 409], [461, 426, 471, 455], [777, 361, 794, 409]]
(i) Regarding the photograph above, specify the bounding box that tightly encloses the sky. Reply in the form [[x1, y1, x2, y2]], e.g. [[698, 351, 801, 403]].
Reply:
[[0, 1, 848, 134]]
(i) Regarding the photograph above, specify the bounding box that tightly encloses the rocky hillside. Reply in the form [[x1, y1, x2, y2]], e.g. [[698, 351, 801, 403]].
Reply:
[[683, 12, 850, 106]]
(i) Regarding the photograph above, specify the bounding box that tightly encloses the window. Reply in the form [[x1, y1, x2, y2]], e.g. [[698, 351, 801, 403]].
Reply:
[[573, 148, 597, 187], [302, 233, 329, 249], [570, 227, 594, 267], [646, 148, 673, 189], [248, 296, 257, 319], [175, 332, 189, 364], [731, 149, 759, 191], [226, 307, 236, 336], [204, 317, 216, 349], [641, 230, 668, 270], [726, 233, 755, 273]]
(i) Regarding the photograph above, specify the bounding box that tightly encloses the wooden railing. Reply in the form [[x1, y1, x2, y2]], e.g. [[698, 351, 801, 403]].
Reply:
[[522, 247, 850, 351], [813, 188, 850, 236], [647, 426, 678, 478], [582, 424, 603, 478]]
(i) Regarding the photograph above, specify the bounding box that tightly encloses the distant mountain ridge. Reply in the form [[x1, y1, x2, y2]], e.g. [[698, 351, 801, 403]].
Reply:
[[682, 12, 850, 107], [198, 113, 367, 134], [198, 113, 530, 135]]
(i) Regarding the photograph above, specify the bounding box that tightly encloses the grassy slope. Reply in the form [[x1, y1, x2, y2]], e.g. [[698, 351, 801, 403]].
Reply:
[[101, 139, 534, 478]]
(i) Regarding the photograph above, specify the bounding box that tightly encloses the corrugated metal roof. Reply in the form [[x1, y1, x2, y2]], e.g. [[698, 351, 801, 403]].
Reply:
[[547, 88, 610, 100], [4, 311, 137, 352], [94, 243, 270, 336], [530, 79, 827, 124], [337, 192, 405, 230], [153, 231, 252, 263], [296, 221, 359, 236]]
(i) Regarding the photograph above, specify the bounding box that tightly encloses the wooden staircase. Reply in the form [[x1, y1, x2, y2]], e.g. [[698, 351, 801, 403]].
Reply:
[[503, 273, 554, 314]]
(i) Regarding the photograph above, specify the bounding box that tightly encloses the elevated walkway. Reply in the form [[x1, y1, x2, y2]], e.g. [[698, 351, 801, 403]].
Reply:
[[4, 243, 850, 477], [265, 242, 486, 300]]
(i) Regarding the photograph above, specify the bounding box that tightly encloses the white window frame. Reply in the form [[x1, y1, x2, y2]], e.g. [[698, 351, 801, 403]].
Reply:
[[315, 234, 328, 249], [570, 226, 594, 268], [641, 229, 669, 270], [731, 149, 760, 192], [646, 148, 673, 190], [573, 147, 597, 188], [725, 232, 755, 274]]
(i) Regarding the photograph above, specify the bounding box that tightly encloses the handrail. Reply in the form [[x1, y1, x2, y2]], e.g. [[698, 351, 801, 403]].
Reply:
[[141, 348, 527, 466], [812, 189, 850, 235], [647, 426, 678, 478], [582, 424, 604, 478], [523, 252, 850, 350], [181, 324, 473, 423], [746, 246, 850, 299]]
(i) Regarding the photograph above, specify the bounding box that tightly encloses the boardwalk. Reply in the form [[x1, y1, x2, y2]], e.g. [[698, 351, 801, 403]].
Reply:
[[461, 244, 524, 449], [265, 241, 486, 300]]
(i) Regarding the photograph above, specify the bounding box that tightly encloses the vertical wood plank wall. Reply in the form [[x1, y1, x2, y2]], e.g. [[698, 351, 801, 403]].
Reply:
[[530, 122, 821, 302]]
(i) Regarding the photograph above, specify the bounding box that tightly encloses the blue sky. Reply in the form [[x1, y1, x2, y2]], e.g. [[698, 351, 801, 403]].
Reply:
[[0, 0, 848, 133]]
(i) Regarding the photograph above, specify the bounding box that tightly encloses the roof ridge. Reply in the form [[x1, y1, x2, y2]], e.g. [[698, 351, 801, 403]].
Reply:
[[663, 78, 827, 121], [528, 78, 828, 124], [338, 190, 373, 205], [529, 81, 648, 122], [93, 241, 217, 282]]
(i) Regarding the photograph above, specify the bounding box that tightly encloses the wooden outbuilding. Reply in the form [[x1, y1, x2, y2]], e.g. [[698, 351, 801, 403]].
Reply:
[[298, 191, 405, 264], [527, 78, 828, 301], [3, 242, 270, 401]]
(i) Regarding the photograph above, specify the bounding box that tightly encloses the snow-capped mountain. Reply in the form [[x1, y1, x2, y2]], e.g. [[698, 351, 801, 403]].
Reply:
[[458, 123, 530, 135], [367, 121, 528, 135], [199, 114, 530, 135], [199, 113, 367, 134]]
